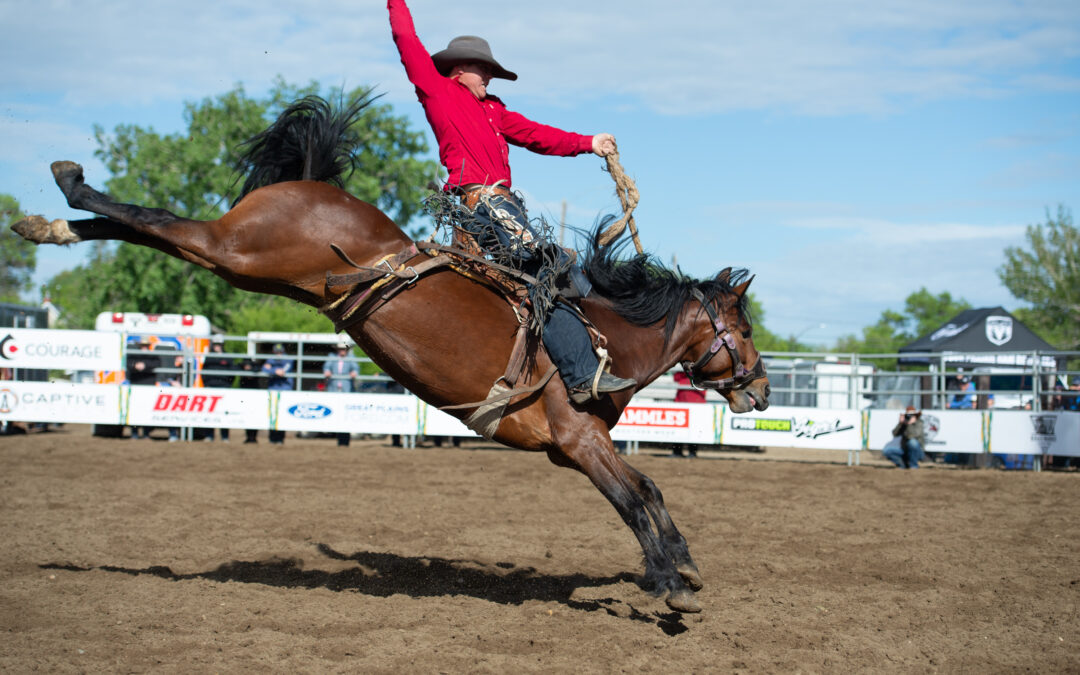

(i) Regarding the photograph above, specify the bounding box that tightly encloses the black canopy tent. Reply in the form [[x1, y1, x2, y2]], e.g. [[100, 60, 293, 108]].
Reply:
[[898, 307, 1061, 411], [899, 307, 1058, 370]]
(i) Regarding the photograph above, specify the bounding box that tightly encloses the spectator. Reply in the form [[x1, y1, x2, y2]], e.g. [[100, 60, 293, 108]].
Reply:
[[157, 346, 185, 443], [201, 335, 239, 442], [239, 356, 263, 444], [381, 378, 407, 447], [945, 376, 978, 468], [323, 341, 359, 393], [1054, 378, 1080, 469], [670, 371, 705, 458], [1068, 378, 1080, 412], [262, 343, 294, 444], [949, 374, 976, 409], [1049, 383, 1066, 411], [885, 405, 926, 469], [126, 338, 159, 439], [323, 341, 359, 447]]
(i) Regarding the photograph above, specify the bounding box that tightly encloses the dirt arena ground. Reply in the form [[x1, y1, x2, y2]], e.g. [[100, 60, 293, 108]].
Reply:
[[2, 425, 1077, 673]]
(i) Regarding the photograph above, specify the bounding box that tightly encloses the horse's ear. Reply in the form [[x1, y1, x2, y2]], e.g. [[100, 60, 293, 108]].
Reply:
[[733, 275, 755, 298], [716, 267, 733, 283]]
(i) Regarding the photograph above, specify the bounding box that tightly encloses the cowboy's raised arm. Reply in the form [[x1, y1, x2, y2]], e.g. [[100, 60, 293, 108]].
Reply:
[[387, 0, 442, 93], [499, 106, 609, 158], [498, 106, 589, 157]]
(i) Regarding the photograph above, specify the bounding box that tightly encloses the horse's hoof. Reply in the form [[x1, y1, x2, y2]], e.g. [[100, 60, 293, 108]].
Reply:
[[677, 562, 704, 591], [666, 588, 702, 613], [51, 160, 84, 182], [50, 161, 85, 198], [12, 215, 80, 245]]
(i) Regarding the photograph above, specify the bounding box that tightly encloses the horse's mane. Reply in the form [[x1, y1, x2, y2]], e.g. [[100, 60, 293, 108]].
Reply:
[[231, 94, 377, 206], [579, 218, 753, 344]]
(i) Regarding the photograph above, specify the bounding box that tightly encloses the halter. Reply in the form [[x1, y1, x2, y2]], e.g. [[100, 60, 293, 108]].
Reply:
[[680, 287, 766, 391]]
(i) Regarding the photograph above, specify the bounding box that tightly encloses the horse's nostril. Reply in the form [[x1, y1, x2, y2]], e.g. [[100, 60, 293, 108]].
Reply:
[[764, 384, 771, 397]]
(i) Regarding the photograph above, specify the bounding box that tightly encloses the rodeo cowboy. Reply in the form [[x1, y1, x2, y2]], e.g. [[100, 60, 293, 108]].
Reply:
[[387, 0, 636, 405]]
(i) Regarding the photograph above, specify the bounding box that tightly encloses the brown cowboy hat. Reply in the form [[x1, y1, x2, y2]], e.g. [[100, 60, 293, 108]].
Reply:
[[431, 35, 517, 81]]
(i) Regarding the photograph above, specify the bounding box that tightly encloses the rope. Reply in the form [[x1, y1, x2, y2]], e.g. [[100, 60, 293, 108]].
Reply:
[[598, 146, 644, 254]]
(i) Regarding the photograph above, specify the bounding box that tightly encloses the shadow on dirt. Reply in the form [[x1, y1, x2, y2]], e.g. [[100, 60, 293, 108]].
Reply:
[[41, 543, 690, 635]]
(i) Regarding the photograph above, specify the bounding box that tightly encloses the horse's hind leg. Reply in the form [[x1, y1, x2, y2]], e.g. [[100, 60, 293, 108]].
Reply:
[[51, 161, 182, 228], [14, 215, 190, 252], [14, 161, 188, 247], [14, 162, 224, 272]]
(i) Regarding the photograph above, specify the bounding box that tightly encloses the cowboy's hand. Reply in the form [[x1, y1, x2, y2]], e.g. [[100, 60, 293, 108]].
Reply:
[[592, 133, 616, 157]]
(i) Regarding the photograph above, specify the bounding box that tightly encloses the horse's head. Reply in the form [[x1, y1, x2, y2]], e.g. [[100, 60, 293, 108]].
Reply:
[[679, 271, 770, 413]]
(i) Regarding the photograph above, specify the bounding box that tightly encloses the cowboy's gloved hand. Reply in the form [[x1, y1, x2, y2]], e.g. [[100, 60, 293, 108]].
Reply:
[[592, 133, 616, 157]]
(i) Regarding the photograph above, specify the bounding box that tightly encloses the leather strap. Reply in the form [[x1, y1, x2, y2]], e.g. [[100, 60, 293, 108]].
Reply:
[[440, 365, 557, 412], [326, 243, 421, 288]]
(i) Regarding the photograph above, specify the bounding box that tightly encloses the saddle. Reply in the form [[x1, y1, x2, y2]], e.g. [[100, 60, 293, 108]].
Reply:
[[320, 232, 607, 438]]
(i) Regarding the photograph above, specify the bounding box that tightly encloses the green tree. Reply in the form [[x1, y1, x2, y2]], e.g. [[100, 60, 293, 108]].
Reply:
[[0, 194, 37, 302], [998, 206, 1079, 350], [228, 296, 335, 335], [45, 80, 440, 330]]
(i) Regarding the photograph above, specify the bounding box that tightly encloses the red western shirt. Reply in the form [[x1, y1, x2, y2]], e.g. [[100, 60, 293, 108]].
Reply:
[[388, 0, 594, 189]]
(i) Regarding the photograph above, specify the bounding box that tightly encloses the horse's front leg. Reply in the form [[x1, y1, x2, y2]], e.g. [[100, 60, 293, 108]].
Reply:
[[551, 427, 701, 613], [623, 463, 703, 591]]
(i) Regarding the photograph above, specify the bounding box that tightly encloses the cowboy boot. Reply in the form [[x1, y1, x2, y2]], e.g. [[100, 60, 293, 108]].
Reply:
[[568, 371, 637, 405]]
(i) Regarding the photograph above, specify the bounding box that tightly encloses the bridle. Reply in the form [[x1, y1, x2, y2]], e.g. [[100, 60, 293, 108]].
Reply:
[[680, 287, 766, 391]]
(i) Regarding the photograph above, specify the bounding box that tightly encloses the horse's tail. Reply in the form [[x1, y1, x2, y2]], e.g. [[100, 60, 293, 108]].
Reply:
[[232, 93, 376, 206]]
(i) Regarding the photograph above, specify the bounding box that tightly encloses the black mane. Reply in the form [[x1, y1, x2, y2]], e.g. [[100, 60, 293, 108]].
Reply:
[[578, 219, 752, 343], [231, 94, 377, 206]]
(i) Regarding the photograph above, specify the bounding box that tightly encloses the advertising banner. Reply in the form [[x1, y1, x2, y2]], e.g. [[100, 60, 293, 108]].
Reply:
[[0, 382, 121, 424], [610, 403, 717, 444], [866, 409, 985, 455], [275, 391, 418, 434], [0, 329, 122, 371], [719, 405, 863, 450], [125, 386, 269, 429], [989, 410, 1080, 457]]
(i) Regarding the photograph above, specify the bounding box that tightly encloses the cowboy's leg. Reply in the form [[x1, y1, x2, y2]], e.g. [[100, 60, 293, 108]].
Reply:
[[470, 191, 632, 401], [470, 192, 591, 380], [542, 304, 599, 389], [468, 193, 540, 265]]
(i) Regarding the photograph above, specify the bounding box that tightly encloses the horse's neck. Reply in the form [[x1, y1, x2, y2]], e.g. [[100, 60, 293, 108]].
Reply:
[[581, 298, 687, 389]]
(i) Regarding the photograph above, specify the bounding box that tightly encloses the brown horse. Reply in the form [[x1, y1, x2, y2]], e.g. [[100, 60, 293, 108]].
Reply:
[[13, 99, 769, 613]]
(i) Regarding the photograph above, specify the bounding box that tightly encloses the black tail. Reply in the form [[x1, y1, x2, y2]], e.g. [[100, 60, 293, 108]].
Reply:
[[232, 93, 376, 206]]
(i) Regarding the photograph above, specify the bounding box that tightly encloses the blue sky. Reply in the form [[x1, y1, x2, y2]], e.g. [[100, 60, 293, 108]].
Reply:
[[2, 0, 1078, 344]]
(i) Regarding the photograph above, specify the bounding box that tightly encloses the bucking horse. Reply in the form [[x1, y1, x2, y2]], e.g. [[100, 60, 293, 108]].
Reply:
[[12, 97, 770, 613]]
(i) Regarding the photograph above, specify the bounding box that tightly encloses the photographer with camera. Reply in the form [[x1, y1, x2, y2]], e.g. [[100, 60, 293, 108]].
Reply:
[[885, 405, 927, 469]]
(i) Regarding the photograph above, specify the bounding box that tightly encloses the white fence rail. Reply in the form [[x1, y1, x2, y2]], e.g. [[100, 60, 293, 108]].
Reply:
[[2, 381, 1077, 460], [1, 330, 1077, 466]]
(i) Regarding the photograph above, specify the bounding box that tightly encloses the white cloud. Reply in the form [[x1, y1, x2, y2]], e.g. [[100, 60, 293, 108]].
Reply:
[[781, 216, 1026, 244], [2, 0, 1074, 336], [742, 213, 1028, 338], [4, 0, 1078, 116]]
